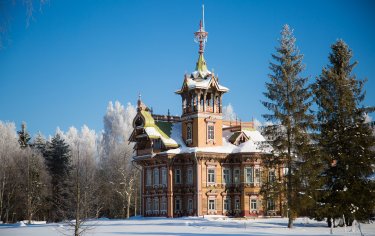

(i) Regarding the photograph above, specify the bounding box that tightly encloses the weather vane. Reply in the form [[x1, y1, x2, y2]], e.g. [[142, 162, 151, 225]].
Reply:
[[194, 4, 208, 55]]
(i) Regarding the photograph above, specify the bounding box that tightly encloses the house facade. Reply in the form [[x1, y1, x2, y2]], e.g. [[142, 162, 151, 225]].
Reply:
[[131, 7, 285, 218]]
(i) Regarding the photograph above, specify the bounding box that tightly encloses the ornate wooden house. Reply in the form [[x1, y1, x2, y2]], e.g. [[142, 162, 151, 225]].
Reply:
[[131, 7, 285, 218]]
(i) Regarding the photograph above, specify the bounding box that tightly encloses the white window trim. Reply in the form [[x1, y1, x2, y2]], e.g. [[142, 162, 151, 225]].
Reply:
[[245, 167, 254, 183], [207, 124, 215, 141], [208, 198, 216, 211], [207, 168, 216, 184]]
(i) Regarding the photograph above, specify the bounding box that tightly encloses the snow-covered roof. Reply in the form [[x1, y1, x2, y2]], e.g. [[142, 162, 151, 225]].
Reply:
[[162, 122, 270, 155], [177, 76, 229, 94]]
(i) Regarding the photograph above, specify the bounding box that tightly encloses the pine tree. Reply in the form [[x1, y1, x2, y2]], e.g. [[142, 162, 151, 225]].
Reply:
[[314, 40, 375, 225], [44, 133, 72, 222], [262, 24, 314, 228]]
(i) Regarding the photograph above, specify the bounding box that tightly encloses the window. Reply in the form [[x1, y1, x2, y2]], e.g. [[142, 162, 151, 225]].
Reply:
[[251, 199, 257, 210], [223, 168, 231, 184], [146, 198, 152, 212], [175, 199, 181, 211], [235, 198, 240, 210], [175, 169, 181, 184], [223, 198, 231, 211], [268, 170, 276, 183], [234, 169, 240, 184], [245, 167, 253, 183], [207, 168, 215, 183], [161, 167, 167, 186], [208, 199, 215, 210], [188, 199, 193, 211], [153, 198, 159, 212], [267, 199, 275, 211], [207, 125, 214, 140], [161, 197, 167, 213], [146, 169, 152, 186], [187, 168, 193, 184], [153, 138, 162, 149], [153, 168, 159, 185], [254, 168, 261, 183], [187, 124, 192, 141]]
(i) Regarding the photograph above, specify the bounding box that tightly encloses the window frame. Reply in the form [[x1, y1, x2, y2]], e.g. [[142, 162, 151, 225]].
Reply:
[[146, 169, 152, 186], [186, 123, 192, 141], [223, 168, 231, 184], [187, 168, 193, 184], [234, 168, 240, 184], [207, 125, 215, 140], [234, 198, 240, 210], [161, 167, 167, 186], [207, 168, 216, 184], [153, 168, 159, 185], [250, 199, 257, 210], [208, 199, 216, 210], [223, 198, 231, 211], [245, 167, 254, 183], [175, 169, 181, 184], [175, 198, 181, 211]]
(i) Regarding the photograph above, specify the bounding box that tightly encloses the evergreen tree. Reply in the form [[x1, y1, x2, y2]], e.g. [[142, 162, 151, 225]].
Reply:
[[31, 132, 47, 154], [17, 122, 31, 148], [44, 133, 72, 222], [262, 24, 314, 228], [314, 40, 375, 225]]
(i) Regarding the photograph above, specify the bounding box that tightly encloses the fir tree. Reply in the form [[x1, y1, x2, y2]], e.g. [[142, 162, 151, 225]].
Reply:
[[44, 133, 72, 222], [314, 40, 375, 225], [262, 24, 314, 228], [17, 122, 31, 148]]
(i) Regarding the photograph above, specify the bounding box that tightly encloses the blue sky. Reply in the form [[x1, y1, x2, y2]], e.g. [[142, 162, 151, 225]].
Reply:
[[1, 0, 374, 136]]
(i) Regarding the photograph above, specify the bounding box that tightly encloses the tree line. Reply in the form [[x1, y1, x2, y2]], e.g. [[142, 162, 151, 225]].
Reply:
[[0, 101, 138, 235], [261, 24, 374, 229]]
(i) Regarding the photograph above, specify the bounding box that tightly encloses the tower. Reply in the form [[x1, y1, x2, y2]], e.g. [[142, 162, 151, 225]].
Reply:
[[176, 5, 229, 147]]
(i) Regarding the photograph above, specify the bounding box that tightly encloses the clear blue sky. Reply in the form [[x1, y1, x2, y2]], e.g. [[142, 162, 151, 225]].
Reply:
[[1, 0, 374, 136]]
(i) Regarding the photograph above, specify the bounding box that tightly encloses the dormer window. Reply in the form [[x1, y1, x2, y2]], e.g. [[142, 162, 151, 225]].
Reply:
[[135, 116, 144, 127], [153, 138, 162, 149]]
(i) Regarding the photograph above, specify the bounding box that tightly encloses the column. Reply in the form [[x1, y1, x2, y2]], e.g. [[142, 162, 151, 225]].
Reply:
[[167, 163, 174, 217]]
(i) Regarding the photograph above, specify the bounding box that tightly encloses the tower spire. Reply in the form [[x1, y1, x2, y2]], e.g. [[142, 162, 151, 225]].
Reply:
[[194, 4, 208, 55], [194, 4, 209, 76]]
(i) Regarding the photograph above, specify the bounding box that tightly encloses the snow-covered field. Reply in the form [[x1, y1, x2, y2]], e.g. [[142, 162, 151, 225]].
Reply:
[[0, 216, 374, 236]]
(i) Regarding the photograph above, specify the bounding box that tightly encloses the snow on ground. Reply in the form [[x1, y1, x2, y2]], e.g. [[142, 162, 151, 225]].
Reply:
[[0, 216, 374, 236]]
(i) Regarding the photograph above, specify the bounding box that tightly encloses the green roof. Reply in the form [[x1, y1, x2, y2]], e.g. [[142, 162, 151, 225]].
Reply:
[[139, 111, 179, 148], [195, 54, 208, 73], [155, 121, 173, 137], [141, 110, 155, 127], [229, 132, 242, 143]]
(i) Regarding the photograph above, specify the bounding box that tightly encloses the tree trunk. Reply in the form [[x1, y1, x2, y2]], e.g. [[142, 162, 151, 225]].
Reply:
[[287, 130, 293, 228]]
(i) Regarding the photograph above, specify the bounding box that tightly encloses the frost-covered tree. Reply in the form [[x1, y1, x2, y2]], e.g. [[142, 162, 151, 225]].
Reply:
[[262, 25, 314, 228], [314, 40, 375, 225], [62, 125, 100, 235], [222, 103, 237, 122], [99, 101, 138, 218], [17, 123, 50, 224]]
